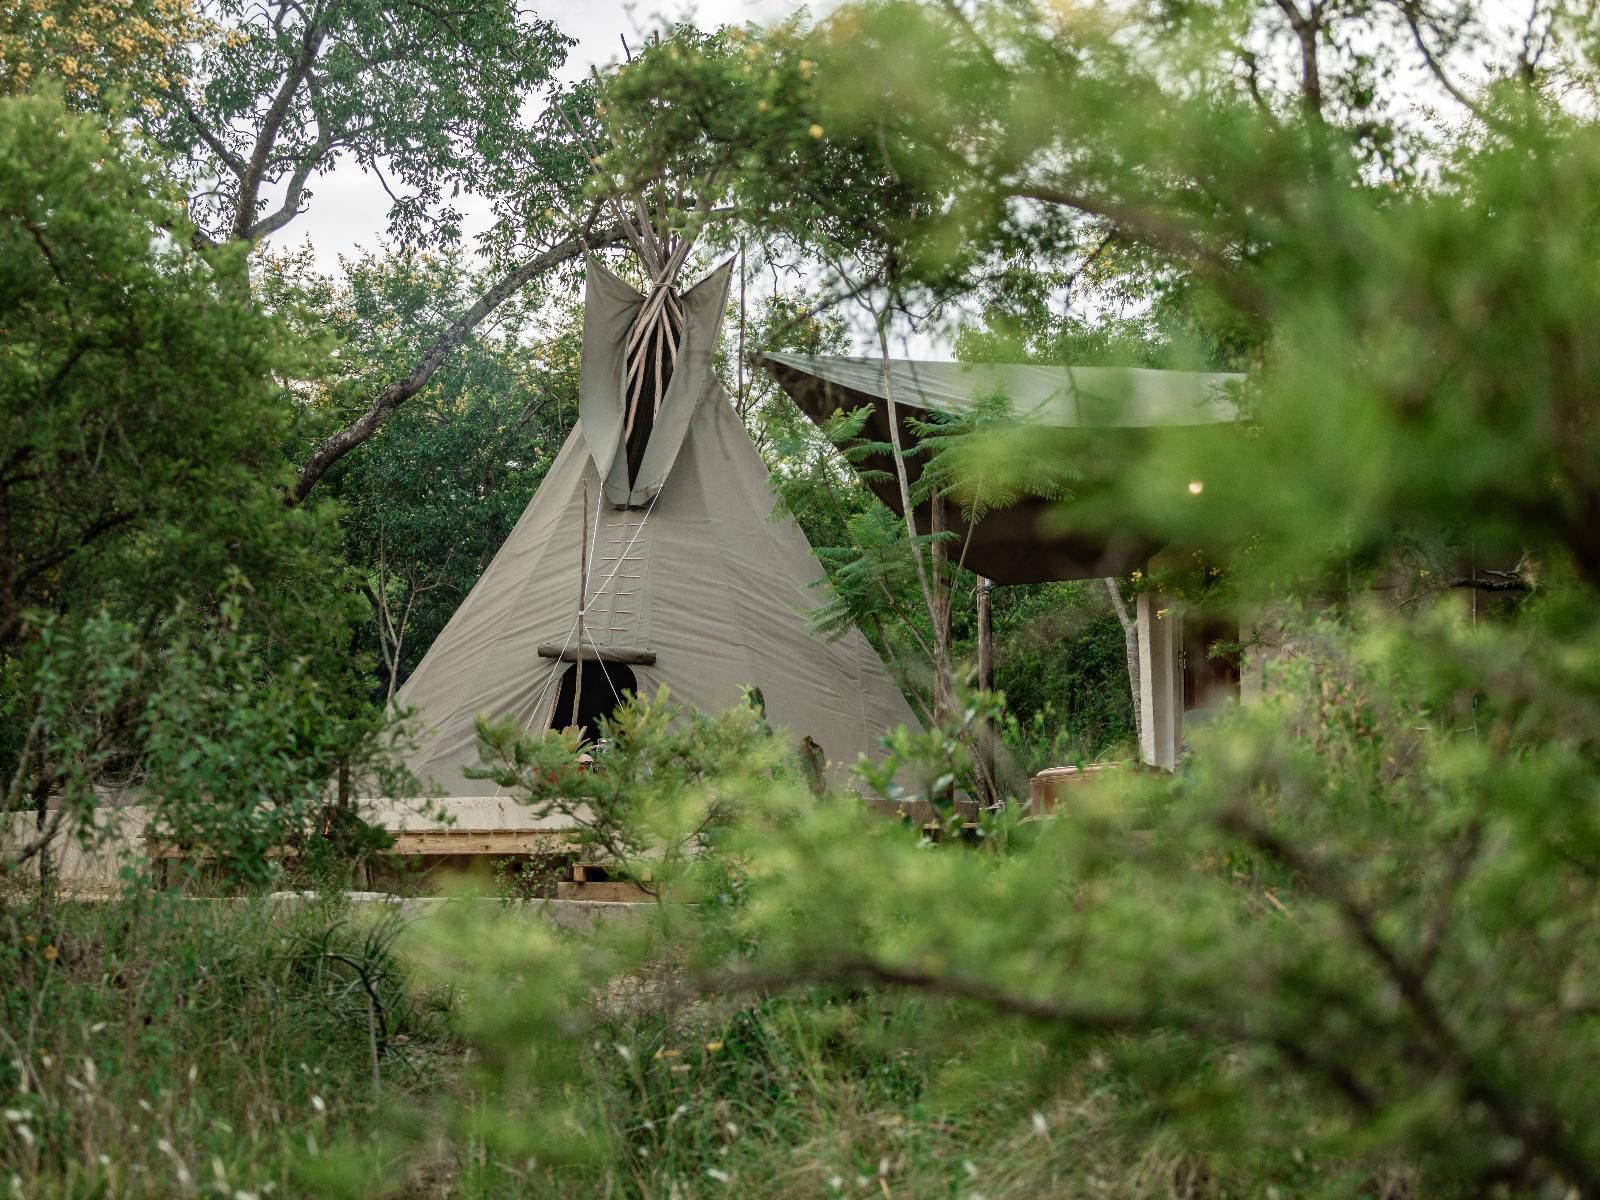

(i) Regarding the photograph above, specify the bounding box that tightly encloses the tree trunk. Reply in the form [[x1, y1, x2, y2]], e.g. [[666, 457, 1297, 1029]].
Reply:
[[929, 490, 955, 728], [1104, 577, 1142, 747], [976, 577, 997, 806]]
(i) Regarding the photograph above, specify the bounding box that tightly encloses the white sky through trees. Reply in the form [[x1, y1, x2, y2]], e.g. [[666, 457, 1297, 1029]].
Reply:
[[278, 1, 804, 273], [272, 0, 1541, 360]]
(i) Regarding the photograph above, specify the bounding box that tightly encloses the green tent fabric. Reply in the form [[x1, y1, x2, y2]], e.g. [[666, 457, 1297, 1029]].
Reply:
[[393, 269, 922, 807], [762, 353, 1246, 585], [581, 257, 734, 509]]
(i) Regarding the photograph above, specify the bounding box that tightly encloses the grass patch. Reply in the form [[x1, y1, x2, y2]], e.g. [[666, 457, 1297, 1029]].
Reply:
[[0, 895, 1377, 1199]]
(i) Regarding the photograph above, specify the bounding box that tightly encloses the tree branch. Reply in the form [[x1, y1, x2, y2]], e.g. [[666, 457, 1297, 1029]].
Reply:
[[2, 807, 66, 873], [177, 93, 247, 181], [290, 219, 622, 502], [1219, 809, 1590, 1189], [232, 10, 332, 241], [692, 957, 1379, 1113], [1449, 575, 1530, 593], [1392, 0, 1505, 132], [1006, 184, 1270, 316], [243, 65, 336, 241]]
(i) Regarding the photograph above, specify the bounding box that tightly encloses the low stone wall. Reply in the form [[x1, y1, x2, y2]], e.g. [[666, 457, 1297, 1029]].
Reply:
[[262, 892, 651, 930], [3, 807, 648, 927], [2, 804, 151, 893]]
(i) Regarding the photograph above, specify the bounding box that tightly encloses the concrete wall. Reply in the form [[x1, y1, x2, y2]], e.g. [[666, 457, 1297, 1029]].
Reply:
[[3, 805, 150, 894], [1136, 592, 1182, 769]]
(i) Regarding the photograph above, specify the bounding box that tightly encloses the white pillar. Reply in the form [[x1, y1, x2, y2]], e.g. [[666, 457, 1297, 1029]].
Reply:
[[1136, 591, 1182, 769]]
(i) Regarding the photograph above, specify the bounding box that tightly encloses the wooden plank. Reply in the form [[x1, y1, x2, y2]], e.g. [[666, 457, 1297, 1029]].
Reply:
[[537, 643, 657, 665], [556, 880, 653, 903], [143, 841, 284, 861], [147, 831, 579, 860], [388, 830, 576, 856]]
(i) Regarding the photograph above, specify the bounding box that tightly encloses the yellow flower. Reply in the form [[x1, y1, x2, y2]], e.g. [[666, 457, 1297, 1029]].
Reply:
[[43, 945, 57, 961], [807, 123, 824, 138], [704, 1041, 724, 1052], [61, 57, 78, 75]]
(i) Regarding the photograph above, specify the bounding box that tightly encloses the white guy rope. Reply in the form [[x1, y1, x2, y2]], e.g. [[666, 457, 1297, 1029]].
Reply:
[[498, 485, 664, 793]]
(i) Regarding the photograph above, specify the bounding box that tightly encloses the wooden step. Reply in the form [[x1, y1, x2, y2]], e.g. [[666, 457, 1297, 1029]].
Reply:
[[555, 879, 653, 903]]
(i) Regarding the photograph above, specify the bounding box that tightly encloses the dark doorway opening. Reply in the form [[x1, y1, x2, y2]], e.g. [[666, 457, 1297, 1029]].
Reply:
[[549, 660, 638, 743], [1182, 615, 1241, 715]]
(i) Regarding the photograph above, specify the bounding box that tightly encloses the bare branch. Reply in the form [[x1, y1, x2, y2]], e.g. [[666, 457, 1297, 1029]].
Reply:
[[291, 216, 622, 502], [1448, 575, 1530, 593], [1006, 184, 1269, 315], [177, 94, 247, 180], [232, 10, 332, 241], [1392, 0, 1505, 131], [2, 807, 66, 873]]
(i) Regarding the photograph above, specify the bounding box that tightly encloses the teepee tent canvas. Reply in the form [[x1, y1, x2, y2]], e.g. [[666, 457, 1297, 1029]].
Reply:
[[392, 258, 921, 803]]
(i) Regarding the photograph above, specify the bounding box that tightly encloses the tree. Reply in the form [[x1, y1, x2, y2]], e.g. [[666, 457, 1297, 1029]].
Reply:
[[0, 87, 333, 655], [0, 0, 202, 108], [0, 88, 396, 887], [133, 0, 568, 248], [6, 0, 614, 503], [265, 247, 583, 701], [130, 0, 607, 501], [373, 6, 1600, 1195]]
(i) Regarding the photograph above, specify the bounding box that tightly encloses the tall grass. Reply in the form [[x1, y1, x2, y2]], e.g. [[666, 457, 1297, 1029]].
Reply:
[[0, 891, 447, 1199], [1, 894, 1342, 1199]]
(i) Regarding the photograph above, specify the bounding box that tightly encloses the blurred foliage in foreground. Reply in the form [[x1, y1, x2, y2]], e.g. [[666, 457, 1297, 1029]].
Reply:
[[23, 596, 1593, 1199], [8, 0, 1600, 1197], [384, 3, 1600, 1196], [385, 597, 1600, 1198]]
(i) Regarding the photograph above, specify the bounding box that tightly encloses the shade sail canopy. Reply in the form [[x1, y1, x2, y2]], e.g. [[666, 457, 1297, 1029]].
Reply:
[[762, 353, 1247, 585]]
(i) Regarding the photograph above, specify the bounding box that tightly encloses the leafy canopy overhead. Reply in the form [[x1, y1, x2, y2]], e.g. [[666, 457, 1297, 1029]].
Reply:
[[0, 85, 338, 649], [134, 0, 573, 247]]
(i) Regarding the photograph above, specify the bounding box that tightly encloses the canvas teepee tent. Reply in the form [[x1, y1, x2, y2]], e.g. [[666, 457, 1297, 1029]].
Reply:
[[391, 257, 921, 805]]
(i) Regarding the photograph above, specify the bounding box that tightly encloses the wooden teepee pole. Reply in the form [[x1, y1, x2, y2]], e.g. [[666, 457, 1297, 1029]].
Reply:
[[570, 480, 589, 733]]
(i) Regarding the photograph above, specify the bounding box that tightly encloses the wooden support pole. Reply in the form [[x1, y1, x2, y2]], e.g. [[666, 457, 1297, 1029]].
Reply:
[[976, 576, 997, 807], [571, 483, 588, 731], [538, 644, 657, 666]]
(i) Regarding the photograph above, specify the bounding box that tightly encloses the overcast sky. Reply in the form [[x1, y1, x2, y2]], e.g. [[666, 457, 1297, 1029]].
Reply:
[[277, 2, 808, 275], [270, 1, 1526, 360]]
